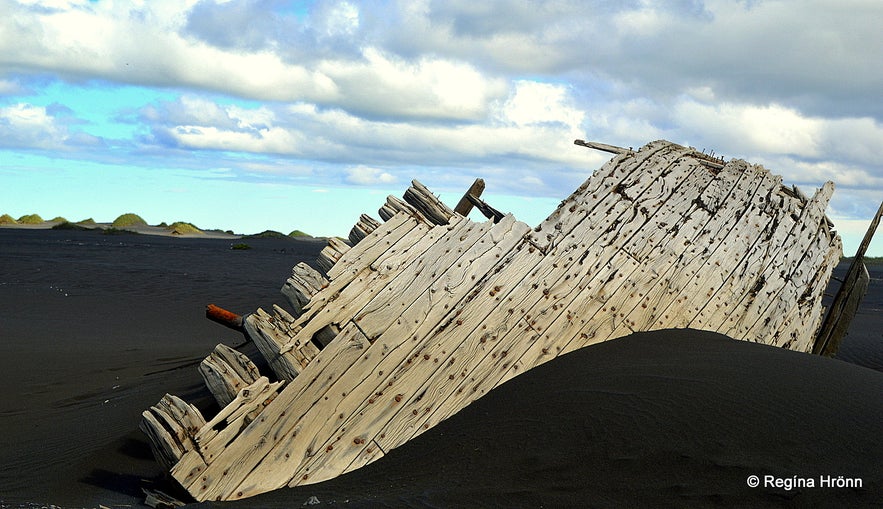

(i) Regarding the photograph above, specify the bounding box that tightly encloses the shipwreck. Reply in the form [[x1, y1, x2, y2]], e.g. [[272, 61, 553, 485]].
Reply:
[[141, 139, 880, 502]]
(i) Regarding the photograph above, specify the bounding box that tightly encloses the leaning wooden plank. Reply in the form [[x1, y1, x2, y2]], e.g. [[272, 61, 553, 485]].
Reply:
[[191, 377, 283, 466], [199, 343, 262, 407], [281, 263, 328, 317], [379, 195, 424, 223], [284, 216, 531, 488], [181, 322, 371, 500], [403, 180, 456, 225], [813, 199, 883, 355], [377, 153, 709, 451], [230, 217, 528, 496], [280, 216, 442, 350]]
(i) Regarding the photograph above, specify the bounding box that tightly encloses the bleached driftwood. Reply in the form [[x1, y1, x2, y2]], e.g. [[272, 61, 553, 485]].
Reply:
[[142, 140, 863, 502]]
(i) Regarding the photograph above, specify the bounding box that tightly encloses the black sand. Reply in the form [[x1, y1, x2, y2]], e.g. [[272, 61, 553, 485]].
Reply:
[[1, 228, 881, 508]]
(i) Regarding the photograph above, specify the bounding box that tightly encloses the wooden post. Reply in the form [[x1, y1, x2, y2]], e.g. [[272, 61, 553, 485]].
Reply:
[[813, 200, 883, 356], [453, 178, 486, 216]]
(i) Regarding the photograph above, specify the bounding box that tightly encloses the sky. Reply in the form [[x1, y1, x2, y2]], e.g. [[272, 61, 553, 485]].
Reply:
[[0, 0, 880, 256]]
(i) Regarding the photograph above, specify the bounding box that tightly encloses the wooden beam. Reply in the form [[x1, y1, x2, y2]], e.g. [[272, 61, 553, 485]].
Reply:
[[813, 200, 883, 356], [574, 139, 631, 154], [453, 178, 486, 216]]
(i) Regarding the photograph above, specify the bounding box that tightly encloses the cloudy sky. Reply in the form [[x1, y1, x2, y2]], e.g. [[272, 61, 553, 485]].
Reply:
[[1, 0, 880, 255]]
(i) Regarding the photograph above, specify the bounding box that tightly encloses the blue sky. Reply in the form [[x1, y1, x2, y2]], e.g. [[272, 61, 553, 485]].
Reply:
[[0, 0, 881, 255]]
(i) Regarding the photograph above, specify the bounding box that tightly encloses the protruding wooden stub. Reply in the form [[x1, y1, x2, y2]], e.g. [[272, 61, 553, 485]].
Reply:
[[199, 343, 261, 407], [281, 262, 328, 316], [813, 200, 882, 356], [348, 214, 382, 245], [574, 139, 630, 154], [317, 237, 351, 273], [454, 178, 486, 217], [403, 180, 455, 225], [206, 304, 244, 331], [139, 394, 205, 472]]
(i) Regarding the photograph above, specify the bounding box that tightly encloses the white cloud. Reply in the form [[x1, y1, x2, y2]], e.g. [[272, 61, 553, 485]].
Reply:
[[502, 80, 584, 130], [0, 103, 69, 149], [345, 165, 397, 185]]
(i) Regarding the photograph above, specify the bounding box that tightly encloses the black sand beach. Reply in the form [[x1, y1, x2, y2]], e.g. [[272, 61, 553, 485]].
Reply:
[[1, 228, 881, 508]]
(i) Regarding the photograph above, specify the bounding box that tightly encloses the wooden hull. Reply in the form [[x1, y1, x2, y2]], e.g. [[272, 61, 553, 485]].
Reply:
[[142, 140, 843, 501]]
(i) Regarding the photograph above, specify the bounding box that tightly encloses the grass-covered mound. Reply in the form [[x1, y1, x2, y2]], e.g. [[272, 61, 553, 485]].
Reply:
[[0, 214, 18, 224], [289, 230, 311, 238], [49, 216, 68, 223], [52, 221, 91, 231], [244, 230, 287, 239], [77, 218, 96, 225], [111, 213, 147, 228], [167, 221, 203, 235], [17, 214, 43, 224]]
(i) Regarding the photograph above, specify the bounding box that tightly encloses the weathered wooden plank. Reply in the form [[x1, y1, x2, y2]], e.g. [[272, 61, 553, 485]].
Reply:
[[281, 216, 531, 488], [281, 263, 328, 317], [192, 377, 283, 465], [394, 155, 717, 442], [528, 141, 685, 252], [199, 343, 262, 407], [378, 195, 424, 223], [280, 217, 450, 351], [403, 180, 456, 225], [183, 322, 371, 500]]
